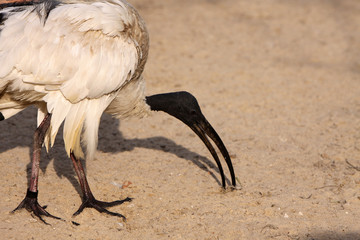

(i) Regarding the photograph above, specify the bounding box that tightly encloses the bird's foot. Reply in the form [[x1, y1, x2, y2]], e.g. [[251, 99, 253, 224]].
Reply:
[[12, 189, 61, 225], [73, 195, 132, 220]]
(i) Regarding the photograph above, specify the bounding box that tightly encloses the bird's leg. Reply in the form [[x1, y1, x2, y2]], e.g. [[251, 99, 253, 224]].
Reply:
[[70, 152, 132, 219], [12, 113, 61, 224]]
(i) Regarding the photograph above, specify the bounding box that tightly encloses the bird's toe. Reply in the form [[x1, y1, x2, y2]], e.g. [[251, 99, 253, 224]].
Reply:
[[73, 196, 131, 220]]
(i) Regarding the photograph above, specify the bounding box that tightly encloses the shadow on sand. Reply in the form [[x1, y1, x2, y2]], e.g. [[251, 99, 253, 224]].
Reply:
[[301, 232, 360, 240], [0, 106, 228, 196]]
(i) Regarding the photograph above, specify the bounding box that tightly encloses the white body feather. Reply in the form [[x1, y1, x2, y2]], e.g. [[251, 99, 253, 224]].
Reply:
[[0, 0, 150, 160]]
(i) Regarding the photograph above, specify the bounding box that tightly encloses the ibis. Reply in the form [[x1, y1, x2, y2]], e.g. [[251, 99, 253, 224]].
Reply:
[[0, 0, 236, 223]]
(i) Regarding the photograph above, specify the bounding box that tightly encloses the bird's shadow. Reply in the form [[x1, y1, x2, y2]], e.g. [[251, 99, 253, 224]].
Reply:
[[0, 107, 225, 197], [301, 232, 360, 240]]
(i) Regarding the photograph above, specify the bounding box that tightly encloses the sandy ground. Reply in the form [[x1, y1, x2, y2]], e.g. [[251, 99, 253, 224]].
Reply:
[[1, 0, 360, 239]]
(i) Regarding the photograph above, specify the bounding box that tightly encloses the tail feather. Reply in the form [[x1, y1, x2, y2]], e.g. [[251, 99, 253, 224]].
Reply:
[[63, 101, 86, 158], [0, 108, 25, 120], [46, 92, 85, 158], [1, 90, 116, 161], [83, 95, 114, 161], [0, 94, 27, 120], [45, 92, 115, 160]]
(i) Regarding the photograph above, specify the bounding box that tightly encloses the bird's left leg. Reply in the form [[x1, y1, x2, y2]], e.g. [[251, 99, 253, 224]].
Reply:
[[70, 152, 132, 219], [12, 113, 61, 224]]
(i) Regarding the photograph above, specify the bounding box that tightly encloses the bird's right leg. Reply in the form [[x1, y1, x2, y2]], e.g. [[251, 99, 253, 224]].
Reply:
[[70, 152, 131, 219], [12, 113, 61, 224]]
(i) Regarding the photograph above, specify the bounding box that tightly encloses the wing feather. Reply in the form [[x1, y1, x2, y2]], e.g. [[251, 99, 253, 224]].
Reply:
[[0, 0, 142, 160], [1, 0, 138, 102]]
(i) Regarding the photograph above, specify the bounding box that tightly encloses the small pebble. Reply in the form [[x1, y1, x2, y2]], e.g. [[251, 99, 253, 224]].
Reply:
[[111, 181, 123, 188]]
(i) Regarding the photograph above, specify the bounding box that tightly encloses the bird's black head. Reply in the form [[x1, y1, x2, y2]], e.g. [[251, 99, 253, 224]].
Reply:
[[146, 91, 236, 189], [146, 91, 203, 125]]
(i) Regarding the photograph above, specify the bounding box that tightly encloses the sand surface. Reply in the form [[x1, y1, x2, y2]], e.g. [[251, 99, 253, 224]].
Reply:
[[1, 0, 360, 239]]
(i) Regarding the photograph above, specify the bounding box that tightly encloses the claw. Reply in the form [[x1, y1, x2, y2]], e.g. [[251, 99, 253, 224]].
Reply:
[[12, 189, 62, 224], [73, 196, 132, 220]]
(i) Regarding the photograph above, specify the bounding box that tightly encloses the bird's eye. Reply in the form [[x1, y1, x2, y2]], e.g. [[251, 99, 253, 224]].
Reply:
[[190, 110, 196, 115]]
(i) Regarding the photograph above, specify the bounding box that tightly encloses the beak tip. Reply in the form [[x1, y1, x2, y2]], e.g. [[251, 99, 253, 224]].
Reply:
[[221, 184, 242, 193], [230, 185, 242, 191], [227, 180, 242, 191]]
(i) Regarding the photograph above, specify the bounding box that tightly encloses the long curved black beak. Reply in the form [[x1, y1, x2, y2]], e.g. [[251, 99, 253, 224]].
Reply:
[[146, 91, 236, 189]]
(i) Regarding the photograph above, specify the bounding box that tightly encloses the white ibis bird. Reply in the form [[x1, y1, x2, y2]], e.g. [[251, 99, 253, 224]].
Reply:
[[0, 0, 236, 223]]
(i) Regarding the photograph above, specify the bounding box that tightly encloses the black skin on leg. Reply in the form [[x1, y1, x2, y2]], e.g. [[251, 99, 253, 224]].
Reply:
[[12, 113, 61, 224], [146, 91, 236, 189], [70, 152, 132, 219]]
